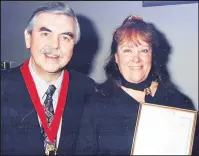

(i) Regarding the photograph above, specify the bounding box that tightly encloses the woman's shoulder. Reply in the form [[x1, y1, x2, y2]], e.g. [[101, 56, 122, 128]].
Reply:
[[68, 69, 97, 94], [158, 83, 195, 110], [86, 79, 117, 105], [96, 78, 117, 96], [68, 69, 95, 84]]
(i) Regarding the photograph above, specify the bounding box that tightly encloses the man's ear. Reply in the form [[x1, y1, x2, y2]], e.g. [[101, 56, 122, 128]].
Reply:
[[24, 29, 31, 49]]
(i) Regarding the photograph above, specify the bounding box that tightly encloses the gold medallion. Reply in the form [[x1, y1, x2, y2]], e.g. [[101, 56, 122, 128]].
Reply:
[[143, 87, 152, 96], [45, 144, 57, 155]]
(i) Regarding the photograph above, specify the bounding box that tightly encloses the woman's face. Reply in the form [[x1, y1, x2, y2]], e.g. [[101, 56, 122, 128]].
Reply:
[[115, 39, 152, 83]]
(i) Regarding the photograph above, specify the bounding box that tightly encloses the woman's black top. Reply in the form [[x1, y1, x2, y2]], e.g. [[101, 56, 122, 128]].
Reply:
[[76, 78, 198, 155]]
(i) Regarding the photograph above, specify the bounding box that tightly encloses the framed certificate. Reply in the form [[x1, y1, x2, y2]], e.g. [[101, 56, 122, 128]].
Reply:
[[131, 103, 197, 155]]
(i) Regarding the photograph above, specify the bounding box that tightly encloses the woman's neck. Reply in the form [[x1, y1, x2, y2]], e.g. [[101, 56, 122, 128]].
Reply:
[[118, 71, 154, 91], [120, 81, 159, 103]]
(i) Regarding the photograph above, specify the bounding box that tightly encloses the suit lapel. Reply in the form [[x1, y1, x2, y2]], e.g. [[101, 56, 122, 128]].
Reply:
[[57, 76, 85, 155], [15, 68, 45, 154]]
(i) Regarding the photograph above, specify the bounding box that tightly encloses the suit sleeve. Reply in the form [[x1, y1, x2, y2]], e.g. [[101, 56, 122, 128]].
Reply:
[[75, 97, 99, 155], [1, 73, 15, 154]]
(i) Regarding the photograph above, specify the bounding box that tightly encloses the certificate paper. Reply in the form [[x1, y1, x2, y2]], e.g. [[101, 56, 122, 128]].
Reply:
[[131, 103, 197, 155]]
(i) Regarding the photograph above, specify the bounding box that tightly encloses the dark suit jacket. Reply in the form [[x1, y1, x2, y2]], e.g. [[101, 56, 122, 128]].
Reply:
[[76, 79, 199, 155], [1, 66, 96, 155]]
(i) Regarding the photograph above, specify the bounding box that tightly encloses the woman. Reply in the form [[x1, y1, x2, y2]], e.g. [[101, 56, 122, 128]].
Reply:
[[76, 15, 198, 155]]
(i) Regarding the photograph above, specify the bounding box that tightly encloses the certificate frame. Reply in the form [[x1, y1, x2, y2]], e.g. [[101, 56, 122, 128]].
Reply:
[[131, 102, 197, 155]]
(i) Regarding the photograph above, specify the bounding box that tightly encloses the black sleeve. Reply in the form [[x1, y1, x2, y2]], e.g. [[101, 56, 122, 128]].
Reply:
[[75, 96, 99, 155], [69, 70, 97, 103], [84, 77, 97, 103], [168, 89, 196, 110], [1, 70, 16, 155]]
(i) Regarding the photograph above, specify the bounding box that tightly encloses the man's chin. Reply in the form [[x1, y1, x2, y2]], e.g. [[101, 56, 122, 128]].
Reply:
[[44, 67, 61, 74]]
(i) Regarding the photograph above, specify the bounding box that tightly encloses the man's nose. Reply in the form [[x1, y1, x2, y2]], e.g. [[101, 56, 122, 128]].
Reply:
[[51, 36, 60, 49]]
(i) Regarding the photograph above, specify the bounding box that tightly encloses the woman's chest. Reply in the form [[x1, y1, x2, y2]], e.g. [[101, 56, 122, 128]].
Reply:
[[95, 98, 139, 155]]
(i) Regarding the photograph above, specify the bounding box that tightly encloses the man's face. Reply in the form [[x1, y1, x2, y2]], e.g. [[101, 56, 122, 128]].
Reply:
[[24, 12, 76, 74]]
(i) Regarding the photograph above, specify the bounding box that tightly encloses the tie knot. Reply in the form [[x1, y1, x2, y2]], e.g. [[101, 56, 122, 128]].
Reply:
[[46, 85, 56, 97]]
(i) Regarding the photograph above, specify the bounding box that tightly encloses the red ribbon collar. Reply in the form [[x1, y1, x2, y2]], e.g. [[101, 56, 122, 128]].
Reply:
[[20, 59, 69, 143]]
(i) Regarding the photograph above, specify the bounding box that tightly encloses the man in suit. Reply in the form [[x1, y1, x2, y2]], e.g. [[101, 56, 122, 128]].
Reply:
[[1, 2, 96, 155]]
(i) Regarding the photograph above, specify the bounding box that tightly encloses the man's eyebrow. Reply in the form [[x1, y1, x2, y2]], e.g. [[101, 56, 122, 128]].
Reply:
[[39, 27, 75, 39], [61, 32, 74, 39], [39, 27, 52, 32]]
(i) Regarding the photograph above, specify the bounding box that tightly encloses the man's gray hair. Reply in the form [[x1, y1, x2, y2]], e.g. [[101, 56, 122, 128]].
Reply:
[[26, 2, 80, 44]]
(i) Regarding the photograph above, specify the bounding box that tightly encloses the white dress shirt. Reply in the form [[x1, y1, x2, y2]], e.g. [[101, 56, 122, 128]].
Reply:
[[29, 58, 64, 148]]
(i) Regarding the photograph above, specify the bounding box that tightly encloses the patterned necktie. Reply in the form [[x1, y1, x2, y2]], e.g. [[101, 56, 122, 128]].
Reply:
[[41, 85, 57, 155]]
